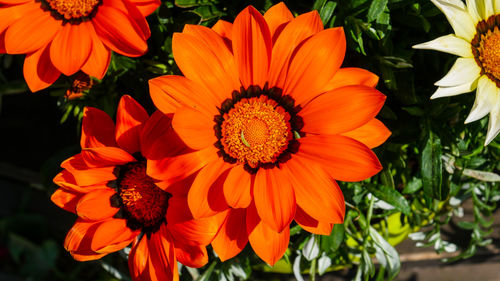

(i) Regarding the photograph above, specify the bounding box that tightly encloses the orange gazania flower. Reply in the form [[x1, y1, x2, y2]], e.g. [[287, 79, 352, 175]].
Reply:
[[0, 0, 159, 92], [148, 2, 391, 265], [51, 95, 224, 281]]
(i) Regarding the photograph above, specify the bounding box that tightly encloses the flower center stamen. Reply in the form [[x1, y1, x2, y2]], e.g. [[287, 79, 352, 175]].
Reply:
[[214, 86, 303, 173], [221, 96, 292, 168], [42, 0, 101, 21], [113, 161, 169, 232], [472, 15, 500, 86]]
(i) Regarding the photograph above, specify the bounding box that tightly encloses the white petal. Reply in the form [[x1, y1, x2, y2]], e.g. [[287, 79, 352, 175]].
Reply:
[[483, 0, 495, 18], [485, 89, 500, 145], [495, 0, 500, 13], [466, 0, 482, 23], [431, 77, 479, 99], [431, 0, 477, 41], [413, 34, 473, 58], [435, 58, 481, 87], [465, 75, 498, 123]]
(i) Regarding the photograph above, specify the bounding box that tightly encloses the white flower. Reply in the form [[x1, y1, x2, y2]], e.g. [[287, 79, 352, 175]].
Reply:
[[413, 0, 500, 145]]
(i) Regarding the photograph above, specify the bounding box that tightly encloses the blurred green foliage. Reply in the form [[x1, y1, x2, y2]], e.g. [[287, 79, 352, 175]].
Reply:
[[0, 0, 499, 281]]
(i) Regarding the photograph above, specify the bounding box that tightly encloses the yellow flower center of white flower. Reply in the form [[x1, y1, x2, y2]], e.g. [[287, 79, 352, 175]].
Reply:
[[472, 15, 500, 86], [43, 0, 101, 21]]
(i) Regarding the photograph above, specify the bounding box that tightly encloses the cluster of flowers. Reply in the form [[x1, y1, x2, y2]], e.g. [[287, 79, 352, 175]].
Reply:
[[1, 0, 499, 280]]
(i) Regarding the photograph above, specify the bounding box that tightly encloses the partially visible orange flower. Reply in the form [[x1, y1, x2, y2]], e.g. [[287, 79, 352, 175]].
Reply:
[[0, 0, 160, 92], [51, 95, 224, 281], [148, 2, 391, 265]]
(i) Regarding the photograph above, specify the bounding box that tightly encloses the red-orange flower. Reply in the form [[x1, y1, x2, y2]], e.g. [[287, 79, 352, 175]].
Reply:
[[148, 2, 391, 265], [51, 95, 224, 281], [0, 0, 159, 92]]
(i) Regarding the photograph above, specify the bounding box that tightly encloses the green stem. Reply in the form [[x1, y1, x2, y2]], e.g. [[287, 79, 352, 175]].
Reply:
[[310, 257, 317, 281]]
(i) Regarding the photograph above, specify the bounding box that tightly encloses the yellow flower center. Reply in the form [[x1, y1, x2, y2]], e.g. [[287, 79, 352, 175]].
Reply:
[[43, 0, 101, 21], [113, 161, 169, 231], [220, 96, 292, 168], [472, 15, 500, 86]]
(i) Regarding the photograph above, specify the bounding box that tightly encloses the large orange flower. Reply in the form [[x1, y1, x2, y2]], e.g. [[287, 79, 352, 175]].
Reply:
[[0, 0, 159, 92], [148, 3, 390, 265], [51, 95, 224, 281]]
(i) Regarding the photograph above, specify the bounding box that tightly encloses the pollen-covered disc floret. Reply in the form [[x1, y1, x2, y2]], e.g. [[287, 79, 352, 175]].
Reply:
[[42, 0, 102, 21], [472, 15, 500, 87], [214, 86, 303, 173], [112, 161, 170, 232]]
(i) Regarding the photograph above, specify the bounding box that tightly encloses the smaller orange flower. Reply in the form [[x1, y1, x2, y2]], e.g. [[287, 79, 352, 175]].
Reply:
[[0, 0, 160, 92], [51, 95, 224, 281]]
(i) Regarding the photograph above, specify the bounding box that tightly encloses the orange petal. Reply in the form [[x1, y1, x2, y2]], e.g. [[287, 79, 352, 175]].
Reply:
[[93, 5, 147, 57], [5, 7, 61, 54], [82, 24, 111, 79], [232, 6, 272, 88], [247, 203, 289, 265], [76, 188, 119, 220], [64, 219, 99, 252], [81, 107, 117, 148], [211, 19, 232, 49], [60, 153, 89, 171], [70, 166, 116, 186], [115, 0, 151, 39], [254, 168, 295, 232], [71, 252, 107, 262], [297, 135, 382, 182], [115, 95, 149, 154], [172, 27, 239, 102], [172, 106, 217, 150], [127, 0, 160, 16], [223, 165, 252, 208], [166, 195, 193, 224], [282, 158, 345, 223], [140, 111, 188, 160], [342, 119, 391, 149], [147, 146, 218, 186], [300, 85, 386, 135], [51, 188, 81, 213], [145, 227, 178, 281], [23, 43, 60, 92], [324, 67, 379, 91], [268, 10, 323, 88], [168, 211, 227, 246], [53, 170, 108, 193], [0, 1, 37, 34], [211, 208, 248, 261], [174, 242, 208, 268], [263, 2, 294, 41], [284, 27, 346, 106], [295, 207, 333, 235], [149, 75, 219, 116], [91, 219, 138, 253], [81, 146, 135, 167], [128, 236, 149, 280], [50, 22, 92, 76], [187, 159, 230, 219]]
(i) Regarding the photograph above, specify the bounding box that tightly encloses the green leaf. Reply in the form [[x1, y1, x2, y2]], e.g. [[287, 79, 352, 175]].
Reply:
[[402, 177, 422, 194], [421, 131, 444, 200], [321, 223, 345, 253], [367, 185, 411, 215], [319, 1, 337, 25], [174, 0, 216, 8], [198, 261, 217, 281], [367, 0, 389, 22], [457, 221, 476, 230], [370, 226, 400, 280]]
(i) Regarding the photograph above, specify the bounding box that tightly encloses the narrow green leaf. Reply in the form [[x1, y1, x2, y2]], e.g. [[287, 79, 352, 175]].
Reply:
[[402, 177, 422, 194], [367, 0, 389, 22], [421, 131, 444, 200], [367, 185, 411, 215], [319, 1, 337, 25]]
